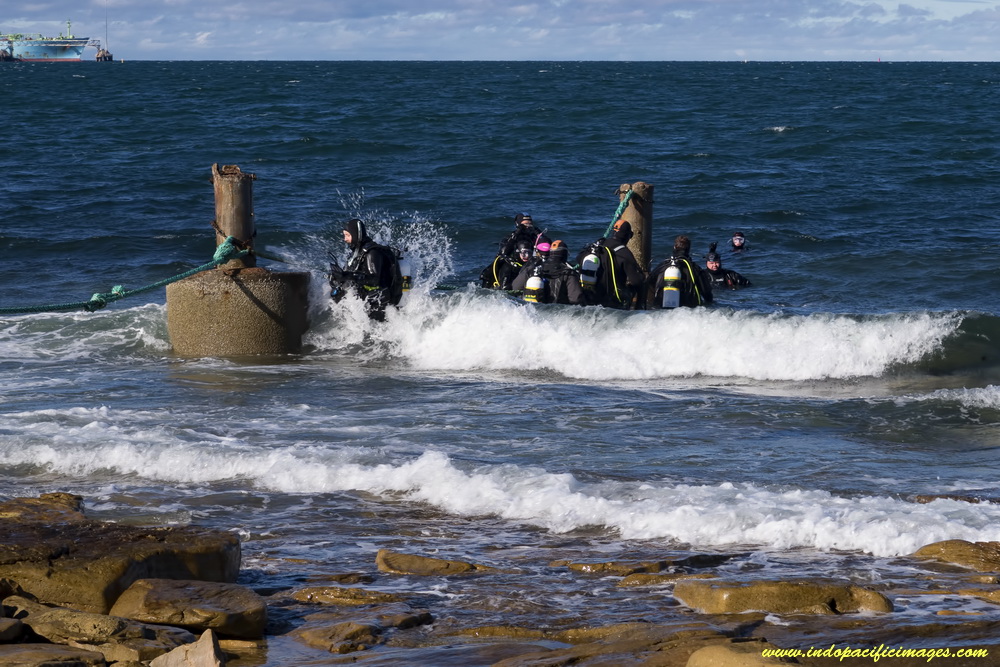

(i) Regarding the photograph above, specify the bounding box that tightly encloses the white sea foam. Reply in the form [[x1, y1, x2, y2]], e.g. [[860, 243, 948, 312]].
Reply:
[[349, 292, 960, 381], [0, 275, 962, 382], [3, 408, 997, 558], [922, 385, 1000, 410], [0, 303, 169, 362]]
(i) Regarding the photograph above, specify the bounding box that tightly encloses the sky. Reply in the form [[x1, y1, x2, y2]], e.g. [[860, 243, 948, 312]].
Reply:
[[3, 0, 999, 61]]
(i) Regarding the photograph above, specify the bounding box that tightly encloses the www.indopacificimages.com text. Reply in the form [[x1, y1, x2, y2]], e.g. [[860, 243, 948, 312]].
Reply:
[[762, 644, 989, 662]]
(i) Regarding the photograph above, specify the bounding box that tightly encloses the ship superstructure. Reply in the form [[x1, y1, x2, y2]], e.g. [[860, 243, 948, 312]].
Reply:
[[1, 21, 98, 62]]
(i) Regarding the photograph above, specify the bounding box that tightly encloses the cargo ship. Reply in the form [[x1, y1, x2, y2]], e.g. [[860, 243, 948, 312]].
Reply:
[[1, 21, 98, 62]]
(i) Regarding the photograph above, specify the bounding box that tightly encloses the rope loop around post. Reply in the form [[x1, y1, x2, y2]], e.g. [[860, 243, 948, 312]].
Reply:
[[605, 187, 635, 238]]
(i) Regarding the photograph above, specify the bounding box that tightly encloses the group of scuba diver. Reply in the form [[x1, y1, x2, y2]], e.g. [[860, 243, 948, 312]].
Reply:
[[478, 212, 752, 310], [327, 214, 752, 320]]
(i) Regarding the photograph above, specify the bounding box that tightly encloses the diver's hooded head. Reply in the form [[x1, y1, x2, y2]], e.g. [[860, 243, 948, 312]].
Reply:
[[534, 233, 552, 258], [343, 219, 369, 250], [611, 219, 633, 243], [547, 239, 569, 265]]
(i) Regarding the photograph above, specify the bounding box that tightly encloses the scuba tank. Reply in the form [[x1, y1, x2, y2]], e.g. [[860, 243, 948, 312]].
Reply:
[[661, 263, 682, 309], [523, 265, 545, 303], [579, 248, 600, 289], [397, 252, 412, 292]]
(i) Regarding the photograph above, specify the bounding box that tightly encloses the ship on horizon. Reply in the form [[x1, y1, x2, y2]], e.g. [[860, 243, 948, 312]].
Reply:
[[1, 21, 99, 62]]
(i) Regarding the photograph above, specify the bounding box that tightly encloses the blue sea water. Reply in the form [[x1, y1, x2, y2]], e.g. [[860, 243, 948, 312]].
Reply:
[[2, 61, 1000, 661]]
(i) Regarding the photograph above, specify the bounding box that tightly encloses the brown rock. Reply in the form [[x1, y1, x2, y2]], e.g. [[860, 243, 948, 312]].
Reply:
[[375, 548, 492, 576], [293, 620, 382, 654], [673, 580, 893, 615], [553, 554, 736, 576], [0, 616, 23, 641], [911, 494, 1000, 505], [913, 540, 1000, 572], [687, 638, 797, 666], [454, 625, 546, 640], [490, 626, 733, 667], [0, 492, 86, 523], [109, 578, 267, 640], [290, 586, 406, 606], [956, 587, 1000, 604], [0, 494, 241, 614], [289, 604, 433, 656], [3, 595, 194, 662], [618, 572, 716, 587], [378, 610, 433, 630], [0, 643, 107, 666], [150, 629, 225, 667], [563, 560, 664, 576]]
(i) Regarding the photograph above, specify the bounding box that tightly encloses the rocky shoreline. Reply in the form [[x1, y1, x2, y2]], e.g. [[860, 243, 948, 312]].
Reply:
[[2, 493, 1000, 666]]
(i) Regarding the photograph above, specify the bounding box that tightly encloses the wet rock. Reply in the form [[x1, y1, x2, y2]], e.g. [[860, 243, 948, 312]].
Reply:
[[455, 625, 547, 640], [216, 638, 267, 665], [294, 620, 383, 654], [911, 493, 1000, 505], [913, 540, 1000, 572], [149, 629, 225, 667], [687, 638, 796, 666], [0, 643, 107, 666], [291, 605, 434, 655], [0, 491, 87, 523], [618, 572, 717, 587], [456, 622, 728, 646], [324, 572, 375, 585], [109, 578, 267, 640], [3, 595, 195, 663], [489, 626, 734, 667], [957, 587, 1000, 605], [673, 580, 893, 615], [375, 548, 493, 575], [290, 586, 406, 606], [378, 609, 433, 630], [552, 553, 737, 576], [0, 616, 23, 641], [0, 494, 241, 614]]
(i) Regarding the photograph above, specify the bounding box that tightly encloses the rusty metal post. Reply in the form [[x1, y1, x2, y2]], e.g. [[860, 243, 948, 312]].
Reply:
[[617, 182, 654, 270]]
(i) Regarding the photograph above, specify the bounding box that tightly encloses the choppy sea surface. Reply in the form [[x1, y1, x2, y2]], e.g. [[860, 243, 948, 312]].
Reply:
[[2, 61, 1000, 662]]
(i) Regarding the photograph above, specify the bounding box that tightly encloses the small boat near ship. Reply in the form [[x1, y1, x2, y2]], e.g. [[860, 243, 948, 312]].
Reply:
[[1, 21, 99, 62]]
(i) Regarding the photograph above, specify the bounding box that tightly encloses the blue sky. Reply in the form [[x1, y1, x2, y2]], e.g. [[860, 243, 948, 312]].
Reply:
[[4, 0, 998, 61]]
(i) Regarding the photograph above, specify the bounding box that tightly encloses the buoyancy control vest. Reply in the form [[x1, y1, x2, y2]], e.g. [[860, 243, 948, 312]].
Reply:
[[347, 241, 404, 307], [579, 240, 629, 308]]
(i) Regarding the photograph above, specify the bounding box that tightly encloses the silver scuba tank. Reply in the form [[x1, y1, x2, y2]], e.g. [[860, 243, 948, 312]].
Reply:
[[398, 254, 412, 291], [662, 264, 682, 309], [524, 266, 545, 303], [580, 250, 600, 289]]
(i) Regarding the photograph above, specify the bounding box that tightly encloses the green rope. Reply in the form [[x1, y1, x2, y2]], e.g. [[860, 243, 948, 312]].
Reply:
[[0, 236, 251, 316], [604, 188, 634, 238]]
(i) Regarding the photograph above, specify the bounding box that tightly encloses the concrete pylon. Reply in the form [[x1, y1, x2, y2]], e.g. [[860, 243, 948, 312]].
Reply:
[[166, 164, 310, 357], [616, 182, 654, 270]]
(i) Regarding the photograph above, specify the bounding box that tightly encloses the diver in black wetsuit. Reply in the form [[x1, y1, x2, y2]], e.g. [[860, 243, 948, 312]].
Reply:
[[328, 219, 402, 320], [729, 231, 750, 254], [705, 251, 752, 289]]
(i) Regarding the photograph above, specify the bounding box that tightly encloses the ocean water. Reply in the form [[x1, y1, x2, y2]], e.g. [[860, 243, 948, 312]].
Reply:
[[2, 60, 1000, 661]]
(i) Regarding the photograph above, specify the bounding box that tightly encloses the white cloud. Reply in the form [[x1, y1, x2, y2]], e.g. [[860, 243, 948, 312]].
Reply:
[[7, 0, 1000, 60]]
